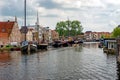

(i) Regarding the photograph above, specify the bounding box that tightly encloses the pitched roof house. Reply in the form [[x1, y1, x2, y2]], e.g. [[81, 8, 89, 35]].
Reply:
[[0, 18, 21, 45], [51, 30, 59, 40]]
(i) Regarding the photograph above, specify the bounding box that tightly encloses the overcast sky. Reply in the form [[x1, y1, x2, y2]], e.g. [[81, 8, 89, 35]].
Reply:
[[0, 0, 120, 32]]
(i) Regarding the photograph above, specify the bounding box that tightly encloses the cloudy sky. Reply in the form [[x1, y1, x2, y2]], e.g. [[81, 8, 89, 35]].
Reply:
[[0, 0, 120, 32]]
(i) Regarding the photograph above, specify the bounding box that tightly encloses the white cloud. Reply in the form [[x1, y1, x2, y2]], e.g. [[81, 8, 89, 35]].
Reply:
[[53, 0, 105, 8], [104, 0, 120, 5], [81, 0, 105, 8], [0, 0, 120, 32], [109, 21, 117, 26], [0, 1, 6, 12], [53, 0, 82, 8]]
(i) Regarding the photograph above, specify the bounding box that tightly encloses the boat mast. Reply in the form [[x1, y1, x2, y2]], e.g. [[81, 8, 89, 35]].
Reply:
[[24, 0, 27, 41], [36, 11, 39, 43]]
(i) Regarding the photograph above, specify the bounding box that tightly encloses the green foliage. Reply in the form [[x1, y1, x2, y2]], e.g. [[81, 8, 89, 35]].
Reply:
[[55, 20, 83, 37], [101, 35, 105, 38], [112, 26, 120, 38]]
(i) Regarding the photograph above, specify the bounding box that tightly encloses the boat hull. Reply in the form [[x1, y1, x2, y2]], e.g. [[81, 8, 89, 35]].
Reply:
[[21, 45, 28, 52], [30, 44, 37, 52], [37, 44, 48, 50]]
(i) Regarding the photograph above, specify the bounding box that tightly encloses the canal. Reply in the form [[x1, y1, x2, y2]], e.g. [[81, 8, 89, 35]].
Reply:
[[0, 42, 119, 80]]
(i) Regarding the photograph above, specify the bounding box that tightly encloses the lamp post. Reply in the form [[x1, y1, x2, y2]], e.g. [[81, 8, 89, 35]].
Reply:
[[67, 18, 71, 37], [24, 0, 26, 41], [76, 28, 78, 38], [20, 0, 28, 41], [21, 0, 28, 41]]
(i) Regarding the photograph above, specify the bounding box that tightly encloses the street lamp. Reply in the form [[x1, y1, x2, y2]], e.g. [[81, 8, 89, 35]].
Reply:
[[69, 27, 71, 37], [67, 18, 71, 37], [76, 28, 78, 37]]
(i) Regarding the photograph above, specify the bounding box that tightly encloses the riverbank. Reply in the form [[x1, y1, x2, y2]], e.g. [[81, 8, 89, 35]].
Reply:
[[0, 45, 21, 52]]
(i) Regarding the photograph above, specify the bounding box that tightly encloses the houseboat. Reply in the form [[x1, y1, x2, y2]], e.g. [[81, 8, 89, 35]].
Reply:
[[103, 38, 117, 54]]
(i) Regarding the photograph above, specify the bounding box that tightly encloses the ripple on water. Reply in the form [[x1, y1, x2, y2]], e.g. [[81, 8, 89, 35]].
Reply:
[[0, 42, 118, 80]]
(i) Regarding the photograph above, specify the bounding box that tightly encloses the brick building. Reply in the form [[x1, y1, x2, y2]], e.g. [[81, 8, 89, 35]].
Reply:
[[0, 18, 21, 45]]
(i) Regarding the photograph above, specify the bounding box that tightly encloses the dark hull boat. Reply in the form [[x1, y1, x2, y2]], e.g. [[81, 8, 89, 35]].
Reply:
[[74, 40, 83, 44], [21, 41, 29, 52], [52, 41, 62, 48], [68, 40, 75, 46], [77, 40, 83, 44], [30, 44, 37, 52], [37, 44, 48, 50], [98, 43, 103, 48], [21, 45, 28, 52], [61, 41, 69, 47]]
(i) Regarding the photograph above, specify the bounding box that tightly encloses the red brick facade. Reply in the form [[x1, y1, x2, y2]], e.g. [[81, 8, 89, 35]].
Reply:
[[0, 21, 21, 45]]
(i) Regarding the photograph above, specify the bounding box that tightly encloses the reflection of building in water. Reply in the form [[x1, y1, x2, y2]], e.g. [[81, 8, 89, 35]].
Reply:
[[83, 42, 99, 48], [0, 52, 11, 62]]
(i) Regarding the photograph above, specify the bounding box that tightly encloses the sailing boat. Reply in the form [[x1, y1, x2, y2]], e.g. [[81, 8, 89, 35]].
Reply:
[[35, 11, 48, 50], [21, 0, 37, 52]]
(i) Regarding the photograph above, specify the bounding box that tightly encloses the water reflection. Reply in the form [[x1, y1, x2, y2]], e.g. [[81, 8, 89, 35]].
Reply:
[[0, 52, 11, 63], [83, 42, 99, 48], [74, 44, 83, 52], [0, 42, 119, 80]]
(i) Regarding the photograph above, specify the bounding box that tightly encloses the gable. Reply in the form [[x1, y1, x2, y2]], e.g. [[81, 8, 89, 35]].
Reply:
[[0, 21, 15, 38]]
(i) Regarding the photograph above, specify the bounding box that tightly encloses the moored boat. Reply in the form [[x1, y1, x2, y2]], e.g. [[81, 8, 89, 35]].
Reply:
[[52, 40, 62, 48], [21, 41, 37, 52], [30, 43, 37, 52], [37, 44, 48, 50], [21, 41, 29, 52], [61, 40, 69, 47]]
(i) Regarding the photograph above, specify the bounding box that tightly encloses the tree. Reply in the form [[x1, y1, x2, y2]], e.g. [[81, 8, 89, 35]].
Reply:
[[112, 26, 120, 38], [56, 21, 67, 36], [55, 20, 83, 37], [71, 20, 83, 36]]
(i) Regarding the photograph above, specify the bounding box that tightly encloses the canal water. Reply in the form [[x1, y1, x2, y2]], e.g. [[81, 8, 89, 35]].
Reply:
[[0, 42, 119, 80]]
